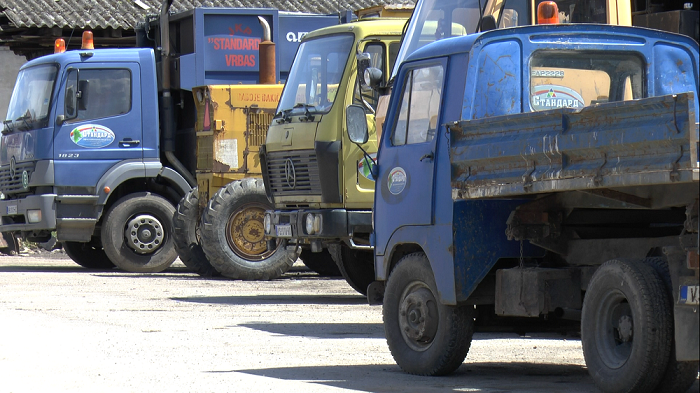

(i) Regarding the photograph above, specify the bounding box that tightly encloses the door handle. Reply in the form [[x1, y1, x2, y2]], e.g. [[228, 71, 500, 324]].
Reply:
[[119, 139, 141, 148], [420, 152, 434, 162]]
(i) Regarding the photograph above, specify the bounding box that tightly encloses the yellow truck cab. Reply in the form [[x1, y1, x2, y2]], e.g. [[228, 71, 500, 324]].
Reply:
[[261, 18, 407, 293]]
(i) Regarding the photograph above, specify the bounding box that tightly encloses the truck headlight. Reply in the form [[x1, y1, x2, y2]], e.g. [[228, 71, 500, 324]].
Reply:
[[305, 214, 315, 235], [305, 214, 322, 235], [27, 209, 42, 223], [264, 213, 272, 235]]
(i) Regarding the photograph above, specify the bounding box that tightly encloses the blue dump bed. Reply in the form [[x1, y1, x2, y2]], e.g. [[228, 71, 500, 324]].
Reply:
[[449, 93, 699, 202], [166, 8, 340, 89]]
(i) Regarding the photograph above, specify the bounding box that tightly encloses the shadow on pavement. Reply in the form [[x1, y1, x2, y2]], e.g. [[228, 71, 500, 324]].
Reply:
[[171, 294, 367, 306], [223, 362, 598, 393], [237, 322, 384, 339]]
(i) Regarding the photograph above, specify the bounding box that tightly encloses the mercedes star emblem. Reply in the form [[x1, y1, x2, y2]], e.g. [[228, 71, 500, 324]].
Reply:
[[284, 158, 296, 189], [9, 156, 16, 179]]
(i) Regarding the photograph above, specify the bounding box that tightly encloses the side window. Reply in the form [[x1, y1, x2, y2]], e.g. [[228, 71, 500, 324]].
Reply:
[[392, 64, 444, 146], [353, 42, 386, 110], [64, 69, 78, 118], [73, 69, 131, 122]]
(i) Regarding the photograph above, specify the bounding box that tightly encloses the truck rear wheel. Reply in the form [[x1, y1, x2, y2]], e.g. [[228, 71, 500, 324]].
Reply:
[[63, 240, 114, 269], [200, 179, 297, 280], [642, 257, 699, 393], [581, 259, 673, 393], [383, 252, 474, 376], [172, 187, 219, 277], [101, 192, 178, 273], [329, 243, 375, 295], [300, 249, 341, 276]]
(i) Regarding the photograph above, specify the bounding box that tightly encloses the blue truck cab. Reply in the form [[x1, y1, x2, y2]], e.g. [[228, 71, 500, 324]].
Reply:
[[0, 7, 341, 273], [349, 24, 699, 391]]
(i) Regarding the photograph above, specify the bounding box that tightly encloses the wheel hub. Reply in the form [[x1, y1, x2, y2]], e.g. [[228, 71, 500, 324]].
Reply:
[[125, 214, 165, 255], [399, 286, 439, 350], [616, 315, 633, 343]]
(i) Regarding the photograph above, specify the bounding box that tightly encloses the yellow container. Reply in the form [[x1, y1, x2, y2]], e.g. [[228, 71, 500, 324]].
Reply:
[[192, 84, 283, 204]]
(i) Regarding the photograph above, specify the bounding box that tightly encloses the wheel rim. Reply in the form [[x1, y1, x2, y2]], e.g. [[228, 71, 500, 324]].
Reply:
[[398, 280, 440, 352], [226, 203, 276, 261], [594, 289, 634, 369], [125, 214, 165, 255]]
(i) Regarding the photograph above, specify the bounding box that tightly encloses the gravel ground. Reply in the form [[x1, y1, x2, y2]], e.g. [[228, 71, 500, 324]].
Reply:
[[0, 252, 697, 393]]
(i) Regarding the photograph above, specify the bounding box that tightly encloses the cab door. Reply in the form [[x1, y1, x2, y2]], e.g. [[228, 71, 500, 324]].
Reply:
[[375, 60, 446, 242], [53, 63, 143, 187]]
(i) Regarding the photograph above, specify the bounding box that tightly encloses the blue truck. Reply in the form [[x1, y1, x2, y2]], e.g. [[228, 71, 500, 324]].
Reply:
[[347, 24, 699, 393], [0, 4, 340, 272]]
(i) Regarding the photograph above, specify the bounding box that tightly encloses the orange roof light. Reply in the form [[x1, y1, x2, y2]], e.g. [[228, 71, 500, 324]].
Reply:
[[54, 38, 66, 54], [82, 31, 94, 50], [538, 1, 559, 25]]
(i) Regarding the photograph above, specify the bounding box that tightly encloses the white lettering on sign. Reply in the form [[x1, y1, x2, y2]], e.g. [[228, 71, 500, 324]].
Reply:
[[286, 32, 309, 43]]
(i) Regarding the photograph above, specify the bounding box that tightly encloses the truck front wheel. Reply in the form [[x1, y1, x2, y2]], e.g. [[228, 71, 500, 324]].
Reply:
[[101, 192, 178, 273], [383, 252, 474, 376], [200, 179, 297, 280], [581, 259, 673, 393], [63, 240, 114, 269], [172, 187, 219, 277], [329, 243, 375, 295]]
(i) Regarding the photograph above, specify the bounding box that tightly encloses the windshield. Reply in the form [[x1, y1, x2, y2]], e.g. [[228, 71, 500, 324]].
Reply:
[[277, 34, 354, 116], [5, 64, 59, 130], [393, 0, 533, 79]]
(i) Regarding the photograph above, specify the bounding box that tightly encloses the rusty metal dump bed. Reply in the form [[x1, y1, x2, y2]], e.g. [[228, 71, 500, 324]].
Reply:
[[449, 93, 699, 200]]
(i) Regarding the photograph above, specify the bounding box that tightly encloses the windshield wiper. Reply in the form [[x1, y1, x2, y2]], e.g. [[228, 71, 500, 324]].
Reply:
[[293, 103, 316, 122], [15, 111, 33, 131], [1, 120, 14, 135], [275, 108, 293, 124]]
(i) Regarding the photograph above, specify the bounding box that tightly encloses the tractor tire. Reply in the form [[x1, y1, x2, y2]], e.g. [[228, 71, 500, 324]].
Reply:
[[200, 178, 297, 280], [300, 249, 342, 277], [581, 259, 673, 393], [329, 243, 375, 295], [63, 240, 114, 269], [101, 192, 178, 273], [383, 252, 475, 376], [172, 187, 219, 277]]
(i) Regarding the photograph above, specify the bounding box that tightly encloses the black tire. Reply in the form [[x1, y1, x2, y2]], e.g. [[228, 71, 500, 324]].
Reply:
[[172, 187, 219, 277], [300, 249, 342, 276], [383, 252, 474, 376], [200, 178, 297, 280], [0, 232, 19, 255], [642, 257, 699, 393], [581, 259, 673, 393], [101, 192, 178, 273], [329, 243, 375, 295], [63, 240, 115, 269]]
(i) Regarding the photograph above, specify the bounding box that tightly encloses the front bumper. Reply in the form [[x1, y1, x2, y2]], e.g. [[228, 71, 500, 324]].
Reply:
[[265, 209, 371, 240], [0, 194, 57, 232]]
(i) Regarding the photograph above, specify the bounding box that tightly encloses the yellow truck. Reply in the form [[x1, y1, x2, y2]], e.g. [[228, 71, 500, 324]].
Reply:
[[260, 17, 409, 294]]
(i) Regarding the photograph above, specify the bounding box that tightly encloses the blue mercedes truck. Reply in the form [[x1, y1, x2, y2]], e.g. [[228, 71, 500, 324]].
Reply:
[[349, 24, 699, 393], [0, 4, 339, 272]]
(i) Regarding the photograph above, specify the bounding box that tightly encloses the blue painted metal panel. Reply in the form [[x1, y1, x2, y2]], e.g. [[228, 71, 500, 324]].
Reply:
[[453, 199, 544, 302], [450, 93, 698, 199]]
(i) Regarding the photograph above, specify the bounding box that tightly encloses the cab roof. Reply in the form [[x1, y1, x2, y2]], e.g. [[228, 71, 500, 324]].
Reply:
[[302, 18, 408, 41]]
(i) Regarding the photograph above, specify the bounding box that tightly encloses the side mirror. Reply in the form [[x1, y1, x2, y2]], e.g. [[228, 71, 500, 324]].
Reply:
[[356, 52, 371, 88], [346, 104, 369, 144], [77, 79, 90, 111], [364, 67, 383, 89]]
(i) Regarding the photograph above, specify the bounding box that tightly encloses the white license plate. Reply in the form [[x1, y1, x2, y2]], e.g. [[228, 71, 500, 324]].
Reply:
[[6, 205, 17, 215], [275, 224, 292, 237], [679, 285, 699, 305]]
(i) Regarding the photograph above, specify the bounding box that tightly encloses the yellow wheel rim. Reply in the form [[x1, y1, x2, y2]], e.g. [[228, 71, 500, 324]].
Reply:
[[225, 203, 275, 261]]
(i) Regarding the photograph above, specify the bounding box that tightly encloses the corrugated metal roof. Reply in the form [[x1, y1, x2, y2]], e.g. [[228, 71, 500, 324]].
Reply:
[[0, 0, 415, 30]]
